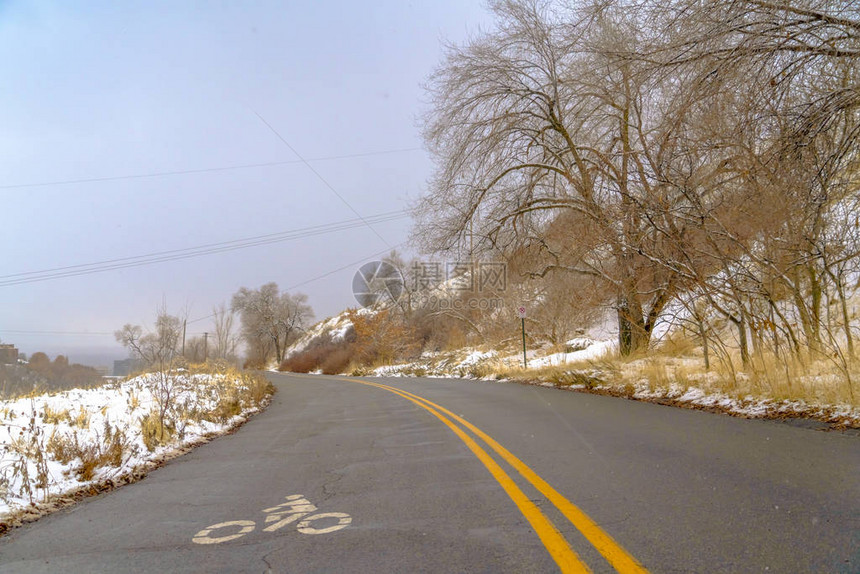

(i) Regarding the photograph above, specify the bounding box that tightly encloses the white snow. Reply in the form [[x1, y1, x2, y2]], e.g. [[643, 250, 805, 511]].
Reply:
[[529, 339, 617, 367], [457, 350, 498, 367], [282, 310, 358, 361], [0, 371, 269, 520]]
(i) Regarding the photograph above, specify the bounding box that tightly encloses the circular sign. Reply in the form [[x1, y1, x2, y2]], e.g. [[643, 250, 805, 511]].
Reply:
[[352, 261, 405, 309], [517, 306, 527, 319]]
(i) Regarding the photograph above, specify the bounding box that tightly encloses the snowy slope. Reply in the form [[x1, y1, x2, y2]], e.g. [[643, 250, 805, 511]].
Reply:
[[0, 371, 271, 523]]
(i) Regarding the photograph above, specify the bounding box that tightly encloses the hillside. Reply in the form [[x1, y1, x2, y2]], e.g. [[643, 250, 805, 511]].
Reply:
[[280, 304, 860, 429]]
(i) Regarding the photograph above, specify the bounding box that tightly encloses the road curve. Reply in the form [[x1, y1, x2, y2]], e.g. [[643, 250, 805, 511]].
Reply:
[[0, 373, 857, 573]]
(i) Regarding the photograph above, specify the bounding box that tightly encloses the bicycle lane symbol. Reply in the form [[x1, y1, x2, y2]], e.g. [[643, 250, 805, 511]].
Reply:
[[192, 494, 352, 545]]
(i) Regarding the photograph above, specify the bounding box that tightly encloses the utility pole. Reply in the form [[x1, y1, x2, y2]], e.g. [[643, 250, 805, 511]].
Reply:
[[521, 318, 527, 369], [203, 332, 209, 362], [517, 306, 528, 369], [182, 320, 187, 356]]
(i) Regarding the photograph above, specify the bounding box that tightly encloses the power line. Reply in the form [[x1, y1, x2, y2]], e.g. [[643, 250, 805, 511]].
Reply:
[[186, 243, 405, 326], [4, 243, 409, 334], [252, 110, 393, 248], [286, 243, 406, 291], [0, 147, 421, 191], [0, 210, 404, 280], [0, 211, 407, 287]]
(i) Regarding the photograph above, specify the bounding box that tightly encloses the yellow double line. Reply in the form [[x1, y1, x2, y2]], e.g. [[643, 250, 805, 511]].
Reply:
[[342, 377, 649, 574]]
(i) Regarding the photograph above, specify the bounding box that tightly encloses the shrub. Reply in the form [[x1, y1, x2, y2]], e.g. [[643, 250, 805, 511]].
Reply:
[[42, 405, 70, 425], [70, 407, 90, 428], [48, 422, 133, 482], [209, 389, 242, 423], [279, 351, 319, 373], [280, 338, 356, 374], [242, 372, 274, 405], [320, 347, 354, 374], [139, 411, 174, 452]]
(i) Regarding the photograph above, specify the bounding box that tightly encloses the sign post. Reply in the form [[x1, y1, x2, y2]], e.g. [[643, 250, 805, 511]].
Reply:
[[517, 306, 527, 369]]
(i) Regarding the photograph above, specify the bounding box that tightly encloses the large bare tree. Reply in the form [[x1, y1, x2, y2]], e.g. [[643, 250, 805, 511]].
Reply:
[[416, 0, 692, 354], [231, 283, 314, 366]]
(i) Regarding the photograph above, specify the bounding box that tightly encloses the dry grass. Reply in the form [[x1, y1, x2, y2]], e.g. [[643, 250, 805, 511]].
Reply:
[[139, 410, 174, 452], [2, 403, 50, 504], [46, 422, 132, 481], [1, 366, 276, 516], [655, 334, 699, 357], [69, 407, 90, 429], [703, 349, 859, 406], [41, 405, 70, 425], [126, 389, 140, 411], [472, 338, 858, 409]]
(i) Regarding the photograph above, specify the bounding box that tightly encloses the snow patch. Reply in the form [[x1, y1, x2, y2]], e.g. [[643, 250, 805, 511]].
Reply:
[[529, 339, 617, 367]]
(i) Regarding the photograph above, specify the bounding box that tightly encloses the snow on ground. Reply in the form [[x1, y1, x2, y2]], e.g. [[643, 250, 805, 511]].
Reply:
[[281, 310, 357, 363], [360, 339, 860, 427], [615, 377, 860, 426], [280, 305, 860, 427], [0, 371, 270, 521], [457, 350, 498, 367], [528, 339, 617, 367]]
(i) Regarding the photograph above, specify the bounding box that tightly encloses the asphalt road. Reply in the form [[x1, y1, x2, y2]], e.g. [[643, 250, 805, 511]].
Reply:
[[0, 373, 858, 573]]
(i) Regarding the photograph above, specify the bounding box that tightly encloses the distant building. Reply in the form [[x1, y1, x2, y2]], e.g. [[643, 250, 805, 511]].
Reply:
[[0, 344, 19, 365], [113, 358, 143, 377]]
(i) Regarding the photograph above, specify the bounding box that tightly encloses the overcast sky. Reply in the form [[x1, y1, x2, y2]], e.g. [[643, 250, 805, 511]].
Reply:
[[0, 0, 493, 365]]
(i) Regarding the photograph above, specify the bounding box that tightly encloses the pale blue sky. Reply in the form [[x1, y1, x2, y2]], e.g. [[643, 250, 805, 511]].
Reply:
[[0, 1, 493, 365]]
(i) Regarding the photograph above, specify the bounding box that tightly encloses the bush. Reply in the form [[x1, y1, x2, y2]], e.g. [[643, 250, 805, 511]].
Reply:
[[46, 421, 133, 481], [139, 411, 174, 452], [279, 351, 319, 373], [280, 338, 356, 374], [320, 346, 354, 374]]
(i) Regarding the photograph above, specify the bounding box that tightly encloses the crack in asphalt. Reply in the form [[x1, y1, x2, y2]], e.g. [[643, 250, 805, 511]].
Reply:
[[321, 468, 346, 501], [260, 550, 275, 574]]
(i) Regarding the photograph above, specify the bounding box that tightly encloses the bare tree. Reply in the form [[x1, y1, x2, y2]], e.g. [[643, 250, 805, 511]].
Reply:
[[115, 305, 183, 369], [212, 302, 240, 362], [416, 0, 694, 354], [184, 336, 207, 363], [636, 0, 860, 367], [650, 0, 860, 132], [414, 0, 859, 381], [115, 304, 185, 443], [231, 283, 314, 366]]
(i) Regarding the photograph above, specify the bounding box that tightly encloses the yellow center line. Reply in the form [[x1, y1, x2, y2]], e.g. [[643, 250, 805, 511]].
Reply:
[[345, 377, 649, 574], [342, 377, 590, 573]]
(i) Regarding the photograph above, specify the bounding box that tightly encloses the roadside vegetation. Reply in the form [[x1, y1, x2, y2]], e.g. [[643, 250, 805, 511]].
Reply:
[[0, 298, 278, 532], [280, 0, 860, 425], [0, 363, 273, 531]]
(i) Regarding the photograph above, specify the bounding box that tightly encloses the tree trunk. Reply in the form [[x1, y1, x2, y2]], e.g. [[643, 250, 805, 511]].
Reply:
[[733, 315, 750, 367], [617, 296, 648, 356], [834, 270, 855, 359], [793, 265, 821, 355], [697, 315, 710, 371]]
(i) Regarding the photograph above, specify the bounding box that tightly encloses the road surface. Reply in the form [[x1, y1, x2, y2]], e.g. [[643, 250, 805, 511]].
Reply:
[[0, 373, 857, 573]]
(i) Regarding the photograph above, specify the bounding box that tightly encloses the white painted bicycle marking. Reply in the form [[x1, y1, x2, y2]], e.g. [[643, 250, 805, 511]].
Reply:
[[192, 494, 351, 544], [296, 512, 352, 535], [192, 520, 256, 544]]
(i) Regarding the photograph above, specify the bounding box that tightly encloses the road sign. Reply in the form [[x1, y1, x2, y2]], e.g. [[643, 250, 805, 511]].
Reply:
[[517, 306, 527, 319]]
